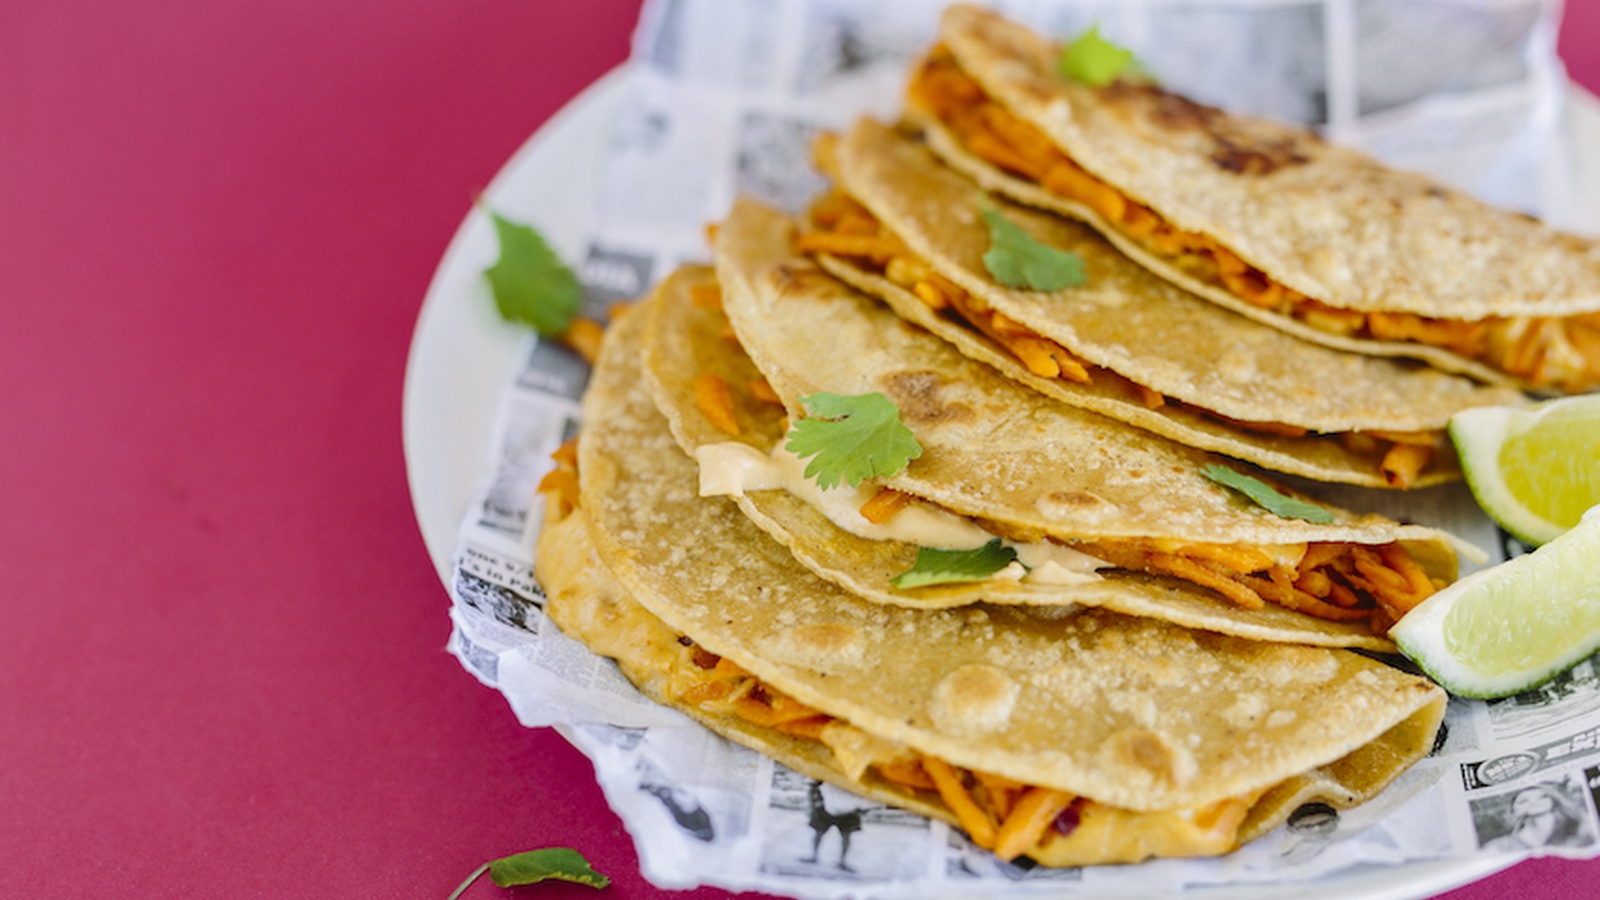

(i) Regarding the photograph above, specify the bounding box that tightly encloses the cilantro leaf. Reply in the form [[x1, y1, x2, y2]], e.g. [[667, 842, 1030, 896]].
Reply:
[[1202, 464, 1336, 524], [891, 539, 1019, 589], [784, 392, 923, 490], [490, 848, 609, 889], [1057, 24, 1136, 87], [447, 848, 610, 900], [982, 209, 1087, 291], [482, 208, 583, 337]]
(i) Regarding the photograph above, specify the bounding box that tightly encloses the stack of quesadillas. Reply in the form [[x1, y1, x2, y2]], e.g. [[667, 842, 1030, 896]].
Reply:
[[523, 2, 1600, 869], [533, 198, 1464, 863]]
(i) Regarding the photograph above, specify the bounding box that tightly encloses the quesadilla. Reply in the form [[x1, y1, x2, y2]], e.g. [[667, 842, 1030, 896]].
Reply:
[[798, 117, 1526, 488], [674, 197, 1465, 648], [535, 298, 1447, 866], [905, 4, 1600, 393]]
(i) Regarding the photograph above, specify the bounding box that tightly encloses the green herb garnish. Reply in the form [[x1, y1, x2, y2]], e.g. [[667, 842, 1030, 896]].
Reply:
[[891, 539, 1019, 589], [1057, 24, 1136, 87], [447, 847, 609, 899], [785, 392, 923, 490], [482, 208, 584, 337], [981, 209, 1086, 291], [1202, 464, 1336, 524]]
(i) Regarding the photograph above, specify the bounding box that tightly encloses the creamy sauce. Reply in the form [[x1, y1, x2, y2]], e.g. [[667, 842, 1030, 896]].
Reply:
[[696, 442, 1105, 585]]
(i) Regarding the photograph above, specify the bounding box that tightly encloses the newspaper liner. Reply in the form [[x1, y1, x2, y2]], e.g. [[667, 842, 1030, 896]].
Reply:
[[438, 1, 1600, 895]]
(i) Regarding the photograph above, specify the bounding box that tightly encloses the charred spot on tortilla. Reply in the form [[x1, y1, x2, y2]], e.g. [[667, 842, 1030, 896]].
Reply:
[[878, 369, 975, 426], [1107, 84, 1314, 176], [1040, 490, 1118, 515], [1109, 728, 1198, 787], [766, 261, 833, 295], [1210, 134, 1310, 176], [1110, 82, 1221, 133]]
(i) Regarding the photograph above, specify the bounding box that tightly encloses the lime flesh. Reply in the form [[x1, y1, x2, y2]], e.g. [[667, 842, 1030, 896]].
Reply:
[[1499, 401, 1600, 532], [1452, 395, 1600, 546], [1442, 544, 1600, 678], [1395, 514, 1600, 698]]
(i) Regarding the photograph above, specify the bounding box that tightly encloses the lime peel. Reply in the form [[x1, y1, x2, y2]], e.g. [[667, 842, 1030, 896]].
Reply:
[[1392, 508, 1600, 699]]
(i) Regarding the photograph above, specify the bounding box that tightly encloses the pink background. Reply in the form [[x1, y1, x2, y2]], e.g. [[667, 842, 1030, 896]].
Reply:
[[1, 2, 1596, 898]]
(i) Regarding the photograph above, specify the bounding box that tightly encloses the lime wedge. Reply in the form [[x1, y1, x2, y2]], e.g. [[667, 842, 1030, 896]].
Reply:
[[1391, 510, 1600, 699], [1449, 394, 1600, 546]]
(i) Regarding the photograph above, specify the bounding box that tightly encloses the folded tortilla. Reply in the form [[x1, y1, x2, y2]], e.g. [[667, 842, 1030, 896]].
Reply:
[[537, 299, 1447, 866], [805, 117, 1526, 488], [909, 4, 1600, 393], [679, 198, 1468, 648]]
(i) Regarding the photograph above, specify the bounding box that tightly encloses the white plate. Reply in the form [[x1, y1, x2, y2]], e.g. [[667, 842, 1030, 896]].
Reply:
[[403, 67, 630, 587], [401, 67, 1600, 899]]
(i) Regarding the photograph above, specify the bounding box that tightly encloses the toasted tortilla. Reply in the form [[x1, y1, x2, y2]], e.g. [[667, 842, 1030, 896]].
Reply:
[[644, 259, 1416, 651], [547, 300, 1447, 864], [817, 118, 1526, 488], [921, 5, 1600, 390]]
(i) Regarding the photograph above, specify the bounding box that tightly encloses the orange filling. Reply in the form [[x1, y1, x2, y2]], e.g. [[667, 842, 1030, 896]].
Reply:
[[536, 436, 583, 518], [796, 185, 1440, 488], [693, 372, 741, 436], [909, 46, 1600, 392], [560, 317, 606, 366], [1073, 539, 1438, 635]]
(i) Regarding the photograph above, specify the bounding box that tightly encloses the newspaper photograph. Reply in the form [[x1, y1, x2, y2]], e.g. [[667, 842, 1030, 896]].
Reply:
[[437, 0, 1600, 896]]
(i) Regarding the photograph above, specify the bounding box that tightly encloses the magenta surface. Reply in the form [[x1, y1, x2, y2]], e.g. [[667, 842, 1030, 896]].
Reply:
[[2, 2, 1596, 898]]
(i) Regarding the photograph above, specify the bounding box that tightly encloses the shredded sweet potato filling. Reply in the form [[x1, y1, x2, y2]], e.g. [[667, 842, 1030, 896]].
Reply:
[[1075, 538, 1437, 634], [536, 436, 582, 517], [909, 46, 1600, 391], [693, 372, 741, 436], [689, 282, 724, 311], [746, 376, 784, 405], [859, 487, 915, 524], [561, 317, 606, 366], [797, 185, 1439, 486]]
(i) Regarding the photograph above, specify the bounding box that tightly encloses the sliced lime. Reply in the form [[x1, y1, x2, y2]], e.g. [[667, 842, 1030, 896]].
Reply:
[[1449, 394, 1600, 546], [1391, 511, 1600, 699]]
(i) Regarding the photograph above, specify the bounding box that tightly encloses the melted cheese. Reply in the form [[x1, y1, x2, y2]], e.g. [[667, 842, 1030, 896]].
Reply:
[[696, 441, 1105, 585]]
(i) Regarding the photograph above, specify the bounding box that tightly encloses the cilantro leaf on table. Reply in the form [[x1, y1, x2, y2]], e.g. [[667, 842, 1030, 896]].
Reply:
[[982, 209, 1087, 291], [490, 848, 609, 889], [1056, 24, 1137, 87], [1202, 464, 1336, 524], [784, 392, 923, 490], [447, 848, 609, 900], [482, 209, 583, 337], [891, 539, 1019, 589]]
